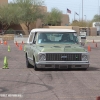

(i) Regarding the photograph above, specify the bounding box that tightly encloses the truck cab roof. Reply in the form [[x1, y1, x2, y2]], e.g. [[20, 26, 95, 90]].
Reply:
[[31, 28, 76, 33]]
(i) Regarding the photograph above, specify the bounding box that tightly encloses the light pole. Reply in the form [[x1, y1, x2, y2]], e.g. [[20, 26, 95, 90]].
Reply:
[[98, 0, 100, 22], [98, 0, 99, 16], [84, 15, 86, 21], [82, 0, 83, 21], [98, 0, 100, 35]]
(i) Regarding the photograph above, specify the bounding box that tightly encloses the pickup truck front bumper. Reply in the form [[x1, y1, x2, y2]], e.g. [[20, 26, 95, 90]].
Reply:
[[36, 61, 89, 69]]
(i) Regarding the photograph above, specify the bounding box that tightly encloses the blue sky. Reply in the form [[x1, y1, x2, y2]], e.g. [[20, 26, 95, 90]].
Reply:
[[8, 0, 100, 22]]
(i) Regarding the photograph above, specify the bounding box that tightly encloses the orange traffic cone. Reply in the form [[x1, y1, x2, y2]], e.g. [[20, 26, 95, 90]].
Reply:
[[96, 96, 100, 100], [95, 43, 97, 47], [19, 44, 22, 50], [93, 39, 94, 43], [22, 41, 24, 44], [15, 41, 17, 45], [1, 41, 3, 44], [0, 40, 3, 44], [4, 41, 7, 45], [88, 45, 91, 51], [16, 43, 19, 47], [16, 41, 19, 47]]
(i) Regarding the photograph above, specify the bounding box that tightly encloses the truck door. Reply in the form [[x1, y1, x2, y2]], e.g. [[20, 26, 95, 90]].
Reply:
[[28, 32, 34, 63], [30, 32, 37, 61]]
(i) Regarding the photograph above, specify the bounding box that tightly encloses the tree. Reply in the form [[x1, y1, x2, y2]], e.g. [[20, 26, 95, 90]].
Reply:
[[70, 20, 92, 27], [12, 0, 45, 33], [92, 14, 100, 22], [43, 8, 62, 26], [0, 4, 21, 32]]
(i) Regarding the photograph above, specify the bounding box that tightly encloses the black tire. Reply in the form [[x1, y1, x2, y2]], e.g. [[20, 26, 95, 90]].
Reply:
[[33, 57, 38, 71], [82, 68, 87, 71], [26, 55, 31, 68], [34, 64, 38, 71]]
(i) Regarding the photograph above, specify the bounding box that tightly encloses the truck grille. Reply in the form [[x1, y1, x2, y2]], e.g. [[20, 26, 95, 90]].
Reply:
[[46, 53, 82, 61]]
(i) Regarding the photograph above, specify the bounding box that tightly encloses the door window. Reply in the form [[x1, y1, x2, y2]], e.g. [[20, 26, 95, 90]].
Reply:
[[29, 33, 34, 43]]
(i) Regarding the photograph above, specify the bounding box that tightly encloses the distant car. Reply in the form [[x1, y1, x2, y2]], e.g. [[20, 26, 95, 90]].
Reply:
[[79, 32, 86, 46], [25, 28, 89, 70], [15, 33, 23, 38]]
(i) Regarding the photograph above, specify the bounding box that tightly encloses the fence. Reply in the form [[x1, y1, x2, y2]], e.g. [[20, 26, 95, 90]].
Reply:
[[14, 37, 28, 43], [0, 30, 29, 42], [1, 30, 100, 43], [0, 30, 30, 35]]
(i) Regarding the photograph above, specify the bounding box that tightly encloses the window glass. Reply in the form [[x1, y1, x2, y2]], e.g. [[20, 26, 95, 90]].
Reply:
[[29, 33, 34, 43], [37, 32, 79, 44]]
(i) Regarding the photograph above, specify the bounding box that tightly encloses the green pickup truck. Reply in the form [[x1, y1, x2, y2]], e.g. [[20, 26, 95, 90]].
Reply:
[[25, 28, 89, 70]]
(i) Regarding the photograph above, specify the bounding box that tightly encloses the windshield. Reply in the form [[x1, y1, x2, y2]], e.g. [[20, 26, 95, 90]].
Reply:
[[38, 32, 79, 44]]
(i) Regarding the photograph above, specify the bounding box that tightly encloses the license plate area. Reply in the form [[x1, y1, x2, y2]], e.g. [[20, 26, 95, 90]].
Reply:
[[60, 65, 68, 69], [55, 65, 72, 69]]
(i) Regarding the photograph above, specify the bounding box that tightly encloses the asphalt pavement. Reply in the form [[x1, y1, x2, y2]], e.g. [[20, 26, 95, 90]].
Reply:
[[0, 41, 100, 100]]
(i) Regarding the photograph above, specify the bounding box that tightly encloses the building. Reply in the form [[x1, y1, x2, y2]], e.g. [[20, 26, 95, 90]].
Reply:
[[0, 0, 8, 6], [0, 0, 69, 34], [92, 22, 100, 35], [79, 27, 97, 36], [11, 6, 69, 34]]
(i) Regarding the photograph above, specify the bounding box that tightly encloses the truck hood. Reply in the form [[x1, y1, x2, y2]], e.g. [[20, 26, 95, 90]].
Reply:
[[36, 44, 86, 52]]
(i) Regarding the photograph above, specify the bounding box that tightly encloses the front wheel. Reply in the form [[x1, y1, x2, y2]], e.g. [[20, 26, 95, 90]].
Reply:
[[82, 68, 88, 71], [34, 64, 38, 71], [33, 57, 38, 71], [26, 56, 31, 68]]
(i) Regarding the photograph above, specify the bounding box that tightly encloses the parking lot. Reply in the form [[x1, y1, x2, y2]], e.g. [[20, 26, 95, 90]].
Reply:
[[0, 41, 100, 100]]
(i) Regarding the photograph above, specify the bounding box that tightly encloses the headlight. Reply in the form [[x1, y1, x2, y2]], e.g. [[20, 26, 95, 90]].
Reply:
[[82, 53, 89, 61], [39, 53, 46, 61]]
